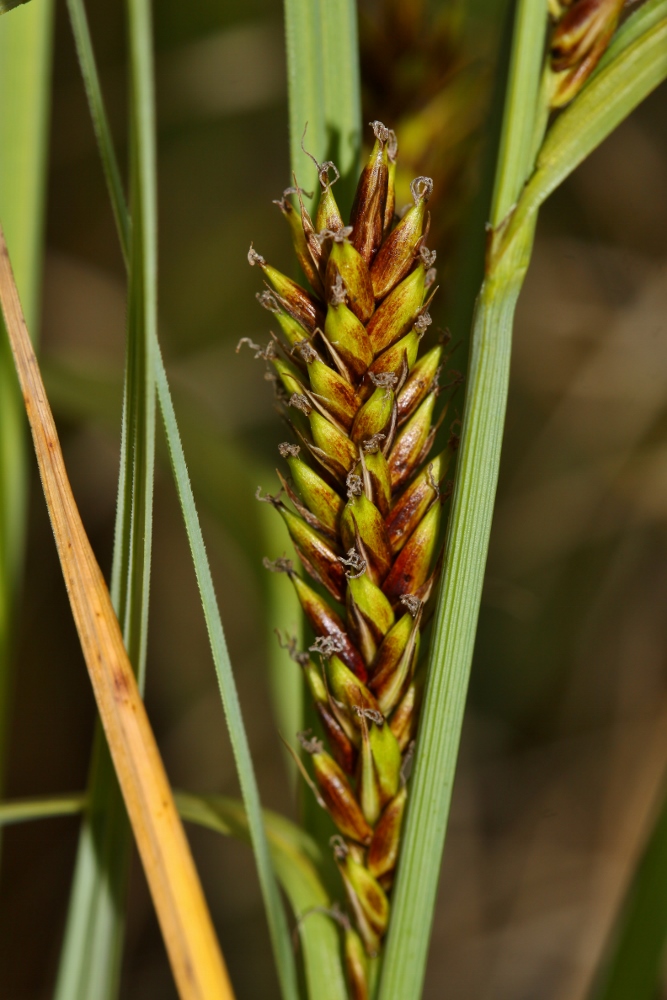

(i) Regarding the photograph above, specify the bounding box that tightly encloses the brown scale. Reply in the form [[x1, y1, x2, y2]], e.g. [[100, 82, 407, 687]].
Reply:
[[248, 121, 461, 982]]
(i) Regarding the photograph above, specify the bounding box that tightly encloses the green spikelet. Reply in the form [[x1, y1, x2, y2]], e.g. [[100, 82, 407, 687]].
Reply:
[[248, 121, 459, 989]]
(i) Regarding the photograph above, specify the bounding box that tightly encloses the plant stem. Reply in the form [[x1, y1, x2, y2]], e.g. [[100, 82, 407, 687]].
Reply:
[[379, 3, 667, 994], [491, 0, 548, 225], [282, 0, 361, 214], [0, 0, 54, 852], [377, 0, 546, 991], [0, 793, 86, 826], [0, 220, 234, 1000], [55, 0, 157, 994], [378, 226, 535, 1000]]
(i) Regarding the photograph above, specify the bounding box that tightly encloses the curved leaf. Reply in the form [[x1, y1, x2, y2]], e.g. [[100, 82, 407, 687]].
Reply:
[[0, 794, 85, 825], [0, 225, 234, 1000], [0, 788, 349, 1000], [61, 3, 300, 995], [176, 792, 348, 1000]]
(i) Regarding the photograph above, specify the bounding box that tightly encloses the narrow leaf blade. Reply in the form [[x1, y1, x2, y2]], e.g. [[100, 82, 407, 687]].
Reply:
[[176, 792, 348, 1000], [589, 792, 667, 999], [319, 0, 361, 213], [0, 225, 235, 1000], [56, 0, 156, 992], [0, 794, 85, 825], [377, 1, 547, 991], [156, 357, 300, 1000], [283, 0, 326, 209], [0, 0, 53, 852]]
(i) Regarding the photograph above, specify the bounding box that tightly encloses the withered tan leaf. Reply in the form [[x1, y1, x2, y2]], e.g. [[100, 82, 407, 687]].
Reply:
[[0, 224, 235, 1000]]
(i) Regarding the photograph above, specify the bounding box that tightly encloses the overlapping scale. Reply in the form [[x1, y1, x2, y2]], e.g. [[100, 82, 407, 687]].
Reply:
[[248, 121, 461, 983]]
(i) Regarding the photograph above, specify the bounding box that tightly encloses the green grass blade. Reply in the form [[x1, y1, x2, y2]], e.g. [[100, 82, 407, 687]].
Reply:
[[378, 4, 546, 995], [319, 0, 361, 213], [176, 793, 347, 1000], [490, 0, 547, 225], [155, 355, 300, 1000], [283, 0, 361, 212], [0, 0, 54, 844], [65, 0, 129, 266], [0, 794, 86, 825], [589, 788, 667, 1000], [55, 1, 157, 996], [381, 7, 667, 999], [62, 5, 300, 992], [259, 499, 304, 789], [283, 0, 326, 210]]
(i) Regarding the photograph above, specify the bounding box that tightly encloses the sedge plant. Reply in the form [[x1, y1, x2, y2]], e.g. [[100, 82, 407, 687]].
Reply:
[[243, 124, 458, 994]]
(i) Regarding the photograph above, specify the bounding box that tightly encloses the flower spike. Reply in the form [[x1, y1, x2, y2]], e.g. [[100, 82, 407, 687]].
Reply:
[[247, 121, 458, 960]]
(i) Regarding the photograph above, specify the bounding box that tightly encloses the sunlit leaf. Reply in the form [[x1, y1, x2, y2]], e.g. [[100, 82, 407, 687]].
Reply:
[[0, 225, 234, 1000], [378, 5, 667, 999]]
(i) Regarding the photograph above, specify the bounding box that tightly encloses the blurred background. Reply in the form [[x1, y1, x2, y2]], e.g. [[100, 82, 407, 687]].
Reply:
[[1, 0, 667, 997]]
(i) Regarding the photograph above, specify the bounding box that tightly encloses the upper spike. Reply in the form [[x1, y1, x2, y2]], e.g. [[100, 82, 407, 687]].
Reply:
[[248, 119, 457, 963]]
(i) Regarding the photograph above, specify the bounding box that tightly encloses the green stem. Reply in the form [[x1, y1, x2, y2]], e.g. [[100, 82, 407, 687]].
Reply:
[[491, 0, 548, 225], [378, 0, 546, 992], [380, 4, 667, 995], [155, 351, 300, 1000], [0, 0, 54, 851], [378, 228, 534, 1000], [283, 0, 326, 210], [55, 1, 156, 996], [0, 793, 86, 826]]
